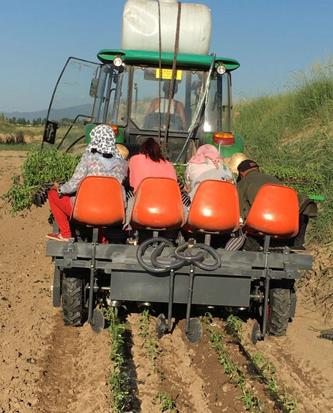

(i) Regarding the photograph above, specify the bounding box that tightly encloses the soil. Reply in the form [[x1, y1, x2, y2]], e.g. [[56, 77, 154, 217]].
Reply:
[[0, 150, 332, 413]]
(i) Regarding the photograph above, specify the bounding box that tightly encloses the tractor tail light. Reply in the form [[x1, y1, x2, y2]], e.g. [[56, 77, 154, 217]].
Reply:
[[213, 132, 235, 146], [110, 125, 119, 136]]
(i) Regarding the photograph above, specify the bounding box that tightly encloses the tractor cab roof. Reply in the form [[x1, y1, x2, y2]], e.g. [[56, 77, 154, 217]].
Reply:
[[97, 48, 240, 72]]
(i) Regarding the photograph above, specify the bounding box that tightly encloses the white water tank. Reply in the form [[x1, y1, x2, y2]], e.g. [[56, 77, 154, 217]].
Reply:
[[122, 0, 212, 55]]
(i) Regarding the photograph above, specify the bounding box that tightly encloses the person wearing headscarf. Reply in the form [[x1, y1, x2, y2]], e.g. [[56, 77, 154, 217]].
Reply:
[[185, 144, 234, 200], [47, 124, 128, 241]]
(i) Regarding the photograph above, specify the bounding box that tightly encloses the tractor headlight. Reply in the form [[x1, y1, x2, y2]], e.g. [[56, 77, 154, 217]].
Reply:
[[216, 64, 226, 75], [113, 56, 123, 67]]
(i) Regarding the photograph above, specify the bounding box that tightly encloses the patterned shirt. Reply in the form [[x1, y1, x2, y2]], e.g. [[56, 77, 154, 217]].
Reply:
[[60, 151, 128, 195], [185, 159, 234, 200]]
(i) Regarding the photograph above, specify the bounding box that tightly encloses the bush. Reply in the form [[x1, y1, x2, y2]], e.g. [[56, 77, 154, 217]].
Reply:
[[234, 62, 333, 243]]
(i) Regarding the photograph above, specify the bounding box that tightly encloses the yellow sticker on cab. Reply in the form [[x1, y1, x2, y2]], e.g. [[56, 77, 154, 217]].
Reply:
[[156, 68, 182, 80]]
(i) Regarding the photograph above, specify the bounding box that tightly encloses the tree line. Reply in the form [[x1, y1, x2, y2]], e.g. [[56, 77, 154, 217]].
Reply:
[[0, 113, 46, 126]]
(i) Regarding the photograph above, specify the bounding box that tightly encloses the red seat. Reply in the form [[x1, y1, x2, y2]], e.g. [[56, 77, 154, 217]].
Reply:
[[244, 184, 299, 238], [187, 180, 240, 233], [72, 176, 125, 226], [131, 178, 184, 229]]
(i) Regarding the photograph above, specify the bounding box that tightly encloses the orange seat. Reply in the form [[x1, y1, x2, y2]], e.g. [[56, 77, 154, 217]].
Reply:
[[72, 176, 125, 226], [187, 180, 240, 233], [131, 178, 184, 229], [244, 184, 299, 238]]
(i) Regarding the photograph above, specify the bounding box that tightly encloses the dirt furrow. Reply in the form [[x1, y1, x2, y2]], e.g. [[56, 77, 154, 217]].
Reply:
[[127, 313, 161, 413], [35, 317, 111, 413], [158, 323, 212, 413]]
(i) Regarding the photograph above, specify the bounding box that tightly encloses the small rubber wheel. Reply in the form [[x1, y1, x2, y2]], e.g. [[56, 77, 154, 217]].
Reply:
[[156, 313, 168, 339], [185, 318, 202, 343], [91, 308, 105, 334], [251, 320, 262, 344]]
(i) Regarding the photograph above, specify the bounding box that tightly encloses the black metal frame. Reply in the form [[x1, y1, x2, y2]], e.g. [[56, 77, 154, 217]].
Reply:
[[48, 238, 312, 339]]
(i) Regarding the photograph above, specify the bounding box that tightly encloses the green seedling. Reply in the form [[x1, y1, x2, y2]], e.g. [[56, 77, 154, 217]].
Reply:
[[3, 147, 79, 213], [207, 322, 262, 412], [156, 392, 178, 413], [105, 308, 132, 413]]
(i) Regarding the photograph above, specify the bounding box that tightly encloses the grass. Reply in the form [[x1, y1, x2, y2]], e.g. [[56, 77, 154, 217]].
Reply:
[[0, 142, 39, 151], [0, 118, 44, 137], [234, 61, 333, 243]]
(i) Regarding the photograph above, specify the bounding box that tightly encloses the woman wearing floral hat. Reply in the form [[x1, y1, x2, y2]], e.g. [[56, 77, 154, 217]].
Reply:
[[47, 124, 128, 241]]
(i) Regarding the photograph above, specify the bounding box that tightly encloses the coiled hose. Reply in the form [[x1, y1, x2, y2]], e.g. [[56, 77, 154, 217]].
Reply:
[[136, 237, 221, 274]]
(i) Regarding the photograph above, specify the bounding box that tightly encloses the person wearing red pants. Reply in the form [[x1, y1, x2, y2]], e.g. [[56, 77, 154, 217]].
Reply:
[[47, 125, 128, 241]]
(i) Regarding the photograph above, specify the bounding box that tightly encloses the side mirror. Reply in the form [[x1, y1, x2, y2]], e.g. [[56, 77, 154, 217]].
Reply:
[[89, 78, 99, 97], [43, 120, 58, 144]]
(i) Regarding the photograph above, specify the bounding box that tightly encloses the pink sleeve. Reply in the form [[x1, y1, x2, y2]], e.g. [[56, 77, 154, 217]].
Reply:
[[128, 156, 139, 190]]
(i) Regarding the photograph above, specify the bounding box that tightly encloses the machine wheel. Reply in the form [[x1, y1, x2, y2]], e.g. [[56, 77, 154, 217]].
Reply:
[[185, 318, 202, 343], [52, 267, 62, 307], [156, 313, 168, 338], [62, 274, 85, 326], [268, 287, 291, 336]]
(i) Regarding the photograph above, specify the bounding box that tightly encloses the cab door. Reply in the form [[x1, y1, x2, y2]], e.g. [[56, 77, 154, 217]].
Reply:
[[42, 58, 101, 153]]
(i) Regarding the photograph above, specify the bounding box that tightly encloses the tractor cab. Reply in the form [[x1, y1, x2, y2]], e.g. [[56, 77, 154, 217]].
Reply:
[[42, 49, 243, 162]]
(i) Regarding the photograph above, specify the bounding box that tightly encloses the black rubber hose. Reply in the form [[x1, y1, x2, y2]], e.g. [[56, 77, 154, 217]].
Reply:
[[151, 243, 185, 271], [174, 243, 205, 263], [136, 237, 179, 274], [192, 243, 221, 271]]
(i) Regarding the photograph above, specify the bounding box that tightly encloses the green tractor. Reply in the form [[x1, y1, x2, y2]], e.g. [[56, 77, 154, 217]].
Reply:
[[42, 48, 243, 163], [43, 1, 312, 343]]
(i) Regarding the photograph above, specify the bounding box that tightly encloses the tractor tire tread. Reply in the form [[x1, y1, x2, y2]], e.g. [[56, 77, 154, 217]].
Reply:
[[62, 276, 84, 326], [269, 287, 291, 336]]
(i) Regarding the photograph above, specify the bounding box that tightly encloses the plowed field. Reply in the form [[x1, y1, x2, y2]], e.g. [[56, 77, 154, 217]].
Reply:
[[0, 151, 332, 413]]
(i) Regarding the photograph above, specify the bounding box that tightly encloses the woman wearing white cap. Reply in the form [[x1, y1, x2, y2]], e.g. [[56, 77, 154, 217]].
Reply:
[[47, 124, 128, 241]]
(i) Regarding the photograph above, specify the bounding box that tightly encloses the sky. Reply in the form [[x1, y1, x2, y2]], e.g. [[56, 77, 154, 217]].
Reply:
[[0, 0, 332, 113]]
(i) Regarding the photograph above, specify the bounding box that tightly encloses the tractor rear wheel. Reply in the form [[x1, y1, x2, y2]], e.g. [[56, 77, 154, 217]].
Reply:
[[268, 286, 291, 336], [62, 273, 85, 326]]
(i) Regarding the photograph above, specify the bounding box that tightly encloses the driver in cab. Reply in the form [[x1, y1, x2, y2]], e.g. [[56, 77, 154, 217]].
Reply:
[[146, 80, 186, 129]]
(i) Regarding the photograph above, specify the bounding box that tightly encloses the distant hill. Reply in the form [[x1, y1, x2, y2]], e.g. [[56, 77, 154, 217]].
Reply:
[[2, 104, 92, 122]]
